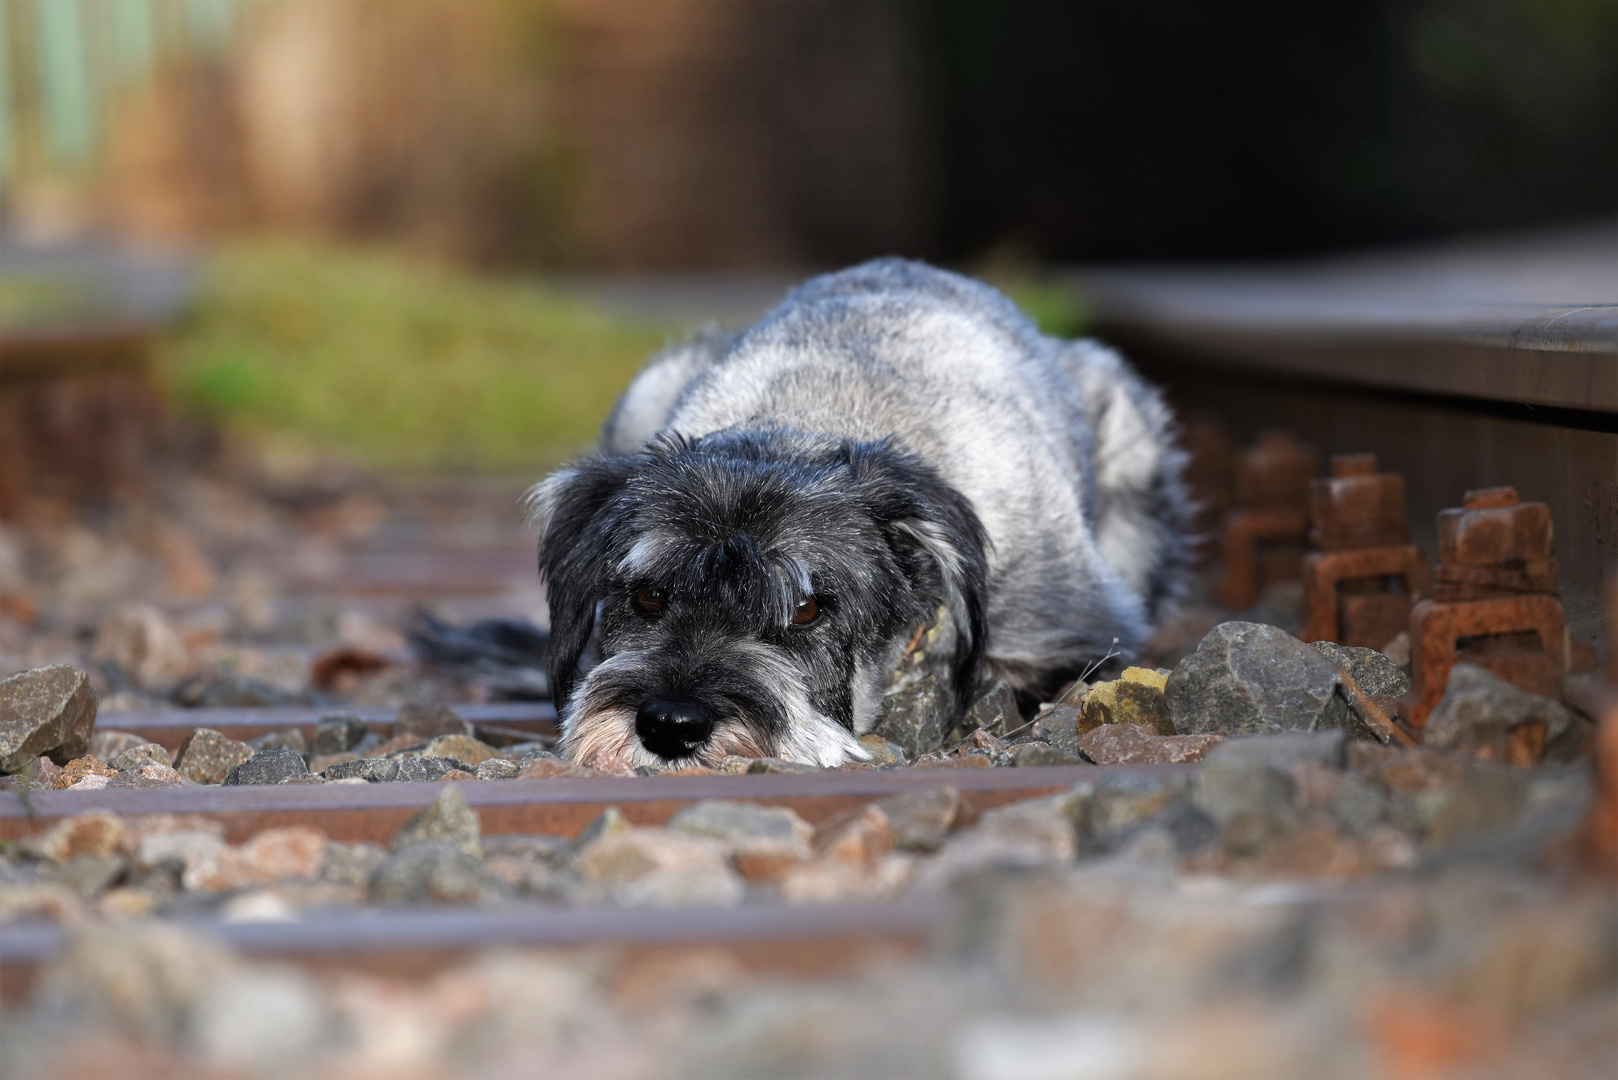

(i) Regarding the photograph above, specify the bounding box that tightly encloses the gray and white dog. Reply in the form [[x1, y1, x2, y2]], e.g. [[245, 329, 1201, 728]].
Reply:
[[527, 259, 1187, 769]]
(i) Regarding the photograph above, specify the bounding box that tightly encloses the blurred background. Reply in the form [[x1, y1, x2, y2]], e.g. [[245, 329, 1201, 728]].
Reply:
[[3, 0, 1618, 697], [6, 0, 1618, 475]]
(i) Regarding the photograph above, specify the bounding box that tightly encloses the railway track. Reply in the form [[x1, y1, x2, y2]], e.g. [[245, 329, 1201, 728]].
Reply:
[[3, 235, 1615, 1080]]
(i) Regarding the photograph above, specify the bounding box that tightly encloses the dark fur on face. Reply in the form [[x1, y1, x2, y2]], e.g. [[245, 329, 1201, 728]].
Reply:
[[532, 428, 988, 768]]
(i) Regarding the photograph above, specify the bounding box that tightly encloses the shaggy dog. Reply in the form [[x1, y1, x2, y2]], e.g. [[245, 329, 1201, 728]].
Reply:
[[525, 259, 1187, 768]]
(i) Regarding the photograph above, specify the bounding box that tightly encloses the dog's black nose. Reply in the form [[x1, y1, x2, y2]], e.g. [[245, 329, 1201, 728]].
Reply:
[[635, 699, 714, 759]]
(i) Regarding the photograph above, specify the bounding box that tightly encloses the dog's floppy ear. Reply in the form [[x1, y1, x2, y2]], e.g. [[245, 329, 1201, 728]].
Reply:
[[847, 440, 990, 708], [526, 457, 635, 712]]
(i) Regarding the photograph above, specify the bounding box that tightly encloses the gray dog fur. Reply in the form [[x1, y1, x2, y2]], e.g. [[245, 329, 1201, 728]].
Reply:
[[528, 258, 1187, 769]]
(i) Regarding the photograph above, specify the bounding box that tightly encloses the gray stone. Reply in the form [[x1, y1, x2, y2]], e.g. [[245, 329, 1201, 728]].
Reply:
[[745, 757, 820, 775], [958, 678, 1019, 740], [875, 787, 959, 852], [172, 672, 296, 708], [1424, 663, 1574, 756], [874, 671, 952, 759], [1327, 774, 1387, 836], [190, 968, 325, 1073], [174, 728, 255, 785], [1030, 705, 1083, 754], [47, 854, 127, 897], [912, 798, 1076, 890], [246, 728, 308, 755], [311, 713, 370, 756], [223, 746, 310, 786], [36, 923, 236, 1039], [1310, 641, 1411, 698], [320, 755, 470, 783], [482, 833, 572, 864], [1011, 742, 1085, 767], [857, 734, 908, 767], [87, 730, 146, 763], [1087, 799, 1220, 857], [349, 731, 385, 757], [571, 806, 630, 851], [475, 757, 520, 780], [107, 761, 185, 788], [106, 743, 171, 772], [668, 800, 812, 852], [1201, 730, 1347, 771], [0, 665, 98, 772], [1190, 734, 1341, 853], [1076, 724, 1224, 765], [391, 785, 482, 858], [370, 842, 496, 904], [1067, 772, 1190, 840], [394, 702, 473, 740], [1166, 622, 1350, 737], [319, 841, 388, 888], [1423, 765, 1530, 846]]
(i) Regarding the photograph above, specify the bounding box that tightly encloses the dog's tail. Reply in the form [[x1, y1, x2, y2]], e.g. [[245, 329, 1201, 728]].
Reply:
[[1059, 340, 1191, 621], [406, 609, 552, 700]]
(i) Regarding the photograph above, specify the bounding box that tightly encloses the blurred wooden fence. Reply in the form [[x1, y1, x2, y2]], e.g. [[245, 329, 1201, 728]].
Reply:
[[0, 0, 934, 269], [0, 0, 246, 190]]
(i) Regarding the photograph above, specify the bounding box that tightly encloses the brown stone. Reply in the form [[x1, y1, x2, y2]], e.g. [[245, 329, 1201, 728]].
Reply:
[[394, 702, 472, 740], [107, 761, 185, 788], [87, 730, 147, 762], [366, 732, 430, 758], [392, 785, 482, 858], [856, 734, 907, 766], [308, 752, 359, 774], [92, 605, 191, 689], [1077, 723, 1224, 765], [911, 752, 992, 769], [53, 756, 116, 789], [0, 665, 98, 771], [515, 758, 604, 780], [1345, 742, 1465, 794], [219, 827, 329, 888], [107, 743, 172, 771], [419, 734, 499, 766], [744, 757, 820, 774], [958, 727, 1009, 755], [1077, 667, 1174, 736], [813, 805, 895, 864], [173, 728, 255, 785], [573, 828, 742, 906], [474, 758, 520, 780], [22, 811, 129, 863], [436, 769, 479, 782], [875, 787, 959, 852]]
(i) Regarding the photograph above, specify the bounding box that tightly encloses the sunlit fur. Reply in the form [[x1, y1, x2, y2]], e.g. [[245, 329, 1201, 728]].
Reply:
[[530, 259, 1187, 768]]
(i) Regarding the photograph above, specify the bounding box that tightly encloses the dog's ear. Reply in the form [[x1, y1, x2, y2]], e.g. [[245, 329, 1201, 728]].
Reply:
[[526, 457, 635, 712], [847, 441, 990, 708]]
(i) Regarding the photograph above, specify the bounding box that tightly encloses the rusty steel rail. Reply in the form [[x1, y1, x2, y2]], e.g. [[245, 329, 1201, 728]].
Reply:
[[95, 702, 559, 752], [0, 897, 951, 1001], [0, 764, 1146, 844]]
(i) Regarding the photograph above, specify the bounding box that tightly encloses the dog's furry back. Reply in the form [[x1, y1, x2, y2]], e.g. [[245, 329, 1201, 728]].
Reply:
[[602, 259, 1186, 700]]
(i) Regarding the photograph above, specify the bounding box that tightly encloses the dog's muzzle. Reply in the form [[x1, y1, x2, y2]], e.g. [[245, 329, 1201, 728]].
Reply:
[[635, 698, 714, 760]]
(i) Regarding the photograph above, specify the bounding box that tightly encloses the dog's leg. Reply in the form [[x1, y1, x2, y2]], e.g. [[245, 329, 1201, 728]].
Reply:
[[1059, 340, 1190, 620]]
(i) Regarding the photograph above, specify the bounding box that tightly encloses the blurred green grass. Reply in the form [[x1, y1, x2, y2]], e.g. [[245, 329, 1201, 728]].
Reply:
[[159, 242, 675, 472], [158, 243, 1089, 473]]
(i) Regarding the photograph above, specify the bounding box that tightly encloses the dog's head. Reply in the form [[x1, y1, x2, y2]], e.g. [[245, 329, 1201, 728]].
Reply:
[[528, 429, 989, 768]]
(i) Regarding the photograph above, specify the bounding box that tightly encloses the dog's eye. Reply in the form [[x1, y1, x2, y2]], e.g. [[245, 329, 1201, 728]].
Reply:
[[791, 596, 820, 625], [634, 587, 664, 614]]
